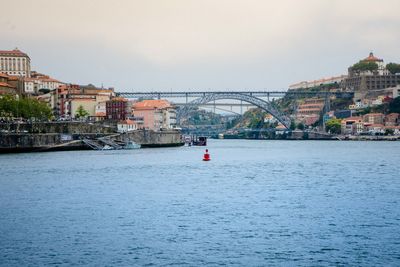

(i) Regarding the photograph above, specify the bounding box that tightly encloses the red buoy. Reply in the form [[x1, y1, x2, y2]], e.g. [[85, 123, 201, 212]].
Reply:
[[203, 149, 211, 161]]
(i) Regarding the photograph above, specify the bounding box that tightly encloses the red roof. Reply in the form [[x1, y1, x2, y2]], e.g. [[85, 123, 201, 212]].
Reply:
[[363, 52, 383, 62], [133, 99, 171, 110], [0, 82, 15, 88], [343, 116, 362, 122], [119, 119, 135, 125], [0, 49, 30, 58]]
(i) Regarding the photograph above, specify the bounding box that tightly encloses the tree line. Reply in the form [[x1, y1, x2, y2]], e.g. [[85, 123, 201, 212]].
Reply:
[[0, 95, 53, 120]]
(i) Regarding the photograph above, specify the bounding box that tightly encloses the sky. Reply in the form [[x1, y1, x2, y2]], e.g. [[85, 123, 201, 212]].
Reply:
[[1, 0, 400, 91]]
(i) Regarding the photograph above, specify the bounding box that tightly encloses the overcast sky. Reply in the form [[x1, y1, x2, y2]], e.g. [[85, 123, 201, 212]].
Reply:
[[1, 0, 400, 91]]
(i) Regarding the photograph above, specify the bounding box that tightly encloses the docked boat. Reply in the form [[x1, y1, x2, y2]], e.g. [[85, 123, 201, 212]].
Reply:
[[124, 141, 141, 149]]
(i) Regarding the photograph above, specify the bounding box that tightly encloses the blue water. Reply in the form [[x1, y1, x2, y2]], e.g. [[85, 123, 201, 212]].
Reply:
[[1, 140, 400, 266]]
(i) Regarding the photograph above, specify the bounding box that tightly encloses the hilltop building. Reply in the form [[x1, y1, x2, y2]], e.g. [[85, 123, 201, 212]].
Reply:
[[343, 52, 400, 100], [0, 48, 31, 77], [289, 75, 347, 90], [24, 72, 64, 95]]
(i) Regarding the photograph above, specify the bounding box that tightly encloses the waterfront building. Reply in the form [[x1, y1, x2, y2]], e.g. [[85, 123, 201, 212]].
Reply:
[[0, 48, 31, 77], [106, 97, 132, 120], [70, 98, 97, 118], [117, 119, 137, 133], [363, 113, 384, 125], [365, 124, 385, 135], [384, 113, 399, 126], [341, 116, 363, 135], [51, 84, 114, 118], [296, 98, 325, 125], [95, 101, 107, 120], [264, 114, 277, 123], [132, 99, 176, 130], [343, 52, 400, 100]]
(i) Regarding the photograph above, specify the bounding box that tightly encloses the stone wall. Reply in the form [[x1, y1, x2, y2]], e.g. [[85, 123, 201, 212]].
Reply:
[[0, 126, 183, 153], [0, 122, 115, 134], [118, 130, 183, 147]]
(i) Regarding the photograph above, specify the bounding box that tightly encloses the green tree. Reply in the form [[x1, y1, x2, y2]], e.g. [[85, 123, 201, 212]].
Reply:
[[0, 95, 52, 120], [350, 61, 378, 72], [325, 118, 342, 134], [297, 122, 305, 130], [389, 97, 400, 113], [289, 120, 296, 130], [75, 105, 89, 119], [385, 128, 394, 136], [386, 63, 400, 74]]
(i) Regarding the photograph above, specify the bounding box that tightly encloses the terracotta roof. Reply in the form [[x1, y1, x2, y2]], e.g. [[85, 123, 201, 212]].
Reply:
[[70, 98, 96, 102], [0, 82, 15, 88], [364, 113, 383, 116], [0, 49, 30, 58], [344, 116, 362, 121], [111, 97, 128, 102], [363, 52, 383, 62], [133, 99, 171, 110], [7, 76, 18, 81], [0, 73, 10, 78], [40, 78, 61, 83], [119, 119, 135, 125]]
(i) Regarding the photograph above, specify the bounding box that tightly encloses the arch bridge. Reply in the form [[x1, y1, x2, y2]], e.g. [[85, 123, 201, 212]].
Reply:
[[177, 92, 291, 128], [116, 90, 354, 129]]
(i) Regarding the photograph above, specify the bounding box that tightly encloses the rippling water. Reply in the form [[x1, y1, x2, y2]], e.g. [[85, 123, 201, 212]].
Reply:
[[1, 140, 400, 266]]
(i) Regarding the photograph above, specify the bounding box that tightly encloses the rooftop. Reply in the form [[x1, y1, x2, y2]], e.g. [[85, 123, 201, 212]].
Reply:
[[0, 48, 30, 58], [133, 99, 171, 109], [362, 52, 383, 62]]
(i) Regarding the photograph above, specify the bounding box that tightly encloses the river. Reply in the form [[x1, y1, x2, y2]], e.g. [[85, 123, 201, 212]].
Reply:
[[1, 140, 399, 266]]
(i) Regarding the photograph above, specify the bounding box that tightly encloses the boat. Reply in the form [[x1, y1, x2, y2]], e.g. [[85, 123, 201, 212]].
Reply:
[[192, 136, 207, 146], [124, 141, 141, 149]]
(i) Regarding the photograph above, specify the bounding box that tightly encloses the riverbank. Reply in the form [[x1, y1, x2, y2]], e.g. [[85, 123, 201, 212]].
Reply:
[[0, 122, 184, 153], [218, 130, 400, 141]]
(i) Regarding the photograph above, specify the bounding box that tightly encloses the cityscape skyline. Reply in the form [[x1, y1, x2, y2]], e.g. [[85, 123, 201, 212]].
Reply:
[[1, 0, 400, 91]]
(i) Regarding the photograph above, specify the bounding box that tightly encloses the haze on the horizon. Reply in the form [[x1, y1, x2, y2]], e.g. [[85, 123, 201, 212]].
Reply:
[[1, 0, 400, 91]]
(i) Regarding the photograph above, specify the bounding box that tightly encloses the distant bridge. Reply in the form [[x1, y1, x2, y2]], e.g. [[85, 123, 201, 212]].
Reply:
[[116, 90, 353, 100], [116, 90, 354, 129]]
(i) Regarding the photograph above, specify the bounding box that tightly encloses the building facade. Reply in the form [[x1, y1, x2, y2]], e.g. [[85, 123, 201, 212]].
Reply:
[[343, 52, 400, 100], [132, 100, 176, 130], [289, 75, 347, 90], [106, 98, 132, 120], [0, 49, 31, 77], [0, 73, 18, 95]]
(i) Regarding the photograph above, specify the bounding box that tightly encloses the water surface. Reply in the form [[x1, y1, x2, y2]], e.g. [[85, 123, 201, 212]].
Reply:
[[1, 140, 399, 266]]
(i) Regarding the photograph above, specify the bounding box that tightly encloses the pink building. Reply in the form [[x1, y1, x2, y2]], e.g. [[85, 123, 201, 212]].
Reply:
[[132, 100, 176, 130]]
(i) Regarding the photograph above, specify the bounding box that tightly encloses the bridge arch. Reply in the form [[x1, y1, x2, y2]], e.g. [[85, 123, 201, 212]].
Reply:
[[177, 93, 291, 129]]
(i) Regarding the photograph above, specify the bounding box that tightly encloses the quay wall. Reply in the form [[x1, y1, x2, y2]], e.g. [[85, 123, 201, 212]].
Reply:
[[0, 122, 115, 134], [0, 122, 183, 153]]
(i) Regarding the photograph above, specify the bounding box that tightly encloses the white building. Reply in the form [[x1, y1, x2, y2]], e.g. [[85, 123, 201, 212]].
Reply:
[[289, 75, 347, 90], [23, 76, 64, 94], [117, 119, 137, 133], [0, 48, 31, 77]]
